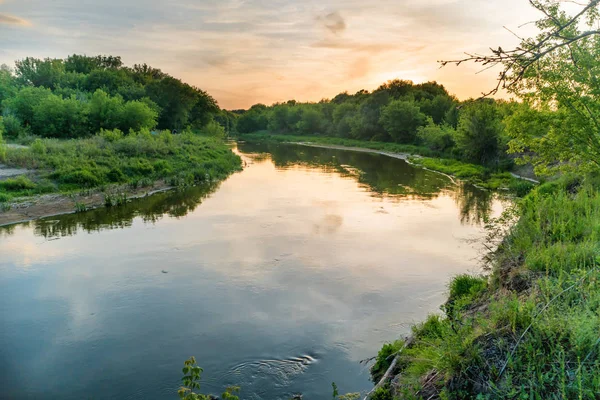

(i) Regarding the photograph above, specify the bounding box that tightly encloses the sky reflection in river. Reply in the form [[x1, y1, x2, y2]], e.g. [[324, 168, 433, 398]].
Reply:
[[0, 143, 506, 400]]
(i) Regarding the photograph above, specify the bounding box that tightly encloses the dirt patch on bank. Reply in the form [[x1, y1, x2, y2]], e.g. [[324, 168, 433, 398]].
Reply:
[[0, 165, 31, 179], [0, 181, 173, 227]]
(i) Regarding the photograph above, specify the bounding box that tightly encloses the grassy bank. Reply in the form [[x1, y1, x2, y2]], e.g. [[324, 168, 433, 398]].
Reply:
[[0, 129, 241, 205], [371, 177, 600, 399], [240, 132, 534, 193]]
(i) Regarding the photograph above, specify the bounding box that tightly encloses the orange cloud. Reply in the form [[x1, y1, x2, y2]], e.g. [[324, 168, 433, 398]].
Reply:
[[0, 13, 30, 26]]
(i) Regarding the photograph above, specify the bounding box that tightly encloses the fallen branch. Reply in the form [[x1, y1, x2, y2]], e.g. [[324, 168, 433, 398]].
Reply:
[[363, 336, 414, 400]]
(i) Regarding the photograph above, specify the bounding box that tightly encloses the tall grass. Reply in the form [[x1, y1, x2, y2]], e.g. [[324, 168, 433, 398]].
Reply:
[[378, 177, 600, 399], [1, 129, 242, 202]]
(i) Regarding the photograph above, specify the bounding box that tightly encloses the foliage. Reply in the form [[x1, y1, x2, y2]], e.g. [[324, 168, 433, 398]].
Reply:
[[2, 54, 219, 138], [379, 100, 427, 143], [499, 1, 600, 176], [371, 340, 404, 383], [201, 120, 227, 139], [234, 80, 514, 174], [0, 122, 5, 162], [1, 130, 241, 200], [178, 357, 240, 400], [455, 101, 505, 167], [381, 178, 600, 399], [417, 120, 455, 152]]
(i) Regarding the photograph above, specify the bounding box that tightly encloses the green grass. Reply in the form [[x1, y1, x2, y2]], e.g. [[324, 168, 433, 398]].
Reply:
[[1, 129, 242, 203], [240, 132, 534, 194], [377, 177, 600, 399]]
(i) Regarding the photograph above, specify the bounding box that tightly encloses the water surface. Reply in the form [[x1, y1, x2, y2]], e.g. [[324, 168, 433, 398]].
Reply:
[[0, 143, 505, 399]]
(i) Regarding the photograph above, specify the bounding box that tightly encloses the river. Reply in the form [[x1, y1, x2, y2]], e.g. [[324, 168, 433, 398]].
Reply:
[[0, 142, 506, 399]]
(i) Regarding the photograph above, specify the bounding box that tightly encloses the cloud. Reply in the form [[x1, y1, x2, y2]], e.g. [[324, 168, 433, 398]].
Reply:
[[0, 13, 30, 26], [348, 57, 370, 80], [317, 11, 346, 34]]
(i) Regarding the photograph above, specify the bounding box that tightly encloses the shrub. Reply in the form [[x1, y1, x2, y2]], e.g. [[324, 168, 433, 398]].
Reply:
[[448, 274, 487, 301], [107, 167, 126, 183], [202, 120, 226, 138], [58, 169, 101, 187], [30, 139, 47, 155], [0, 176, 36, 191], [1, 114, 26, 138]]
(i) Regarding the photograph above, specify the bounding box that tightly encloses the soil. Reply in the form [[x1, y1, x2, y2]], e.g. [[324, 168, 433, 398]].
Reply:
[[0, 181, 173, 227]]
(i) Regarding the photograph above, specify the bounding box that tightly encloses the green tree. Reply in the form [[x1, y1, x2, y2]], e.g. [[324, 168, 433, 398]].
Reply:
[[417, 120, 456, 153], [0, 65, 17, 115], [118, 100, 158, 132], [455, 101, 504, 167], [15, 57, 65, 88], [31, 94, 90, 138], [379, 100, 427, 143], [2, 86, 53, 126], [296, 108, 324, 134], [88, 89, 123, 131], [441, 0, 600, 175]]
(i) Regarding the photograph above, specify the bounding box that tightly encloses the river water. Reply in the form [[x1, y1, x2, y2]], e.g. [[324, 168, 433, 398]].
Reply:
[[0, 142, 506, 399]]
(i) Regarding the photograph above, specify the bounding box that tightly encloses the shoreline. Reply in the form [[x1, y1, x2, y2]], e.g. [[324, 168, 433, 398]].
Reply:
[[0, 181, 174, 228], [291, 141, 460, 185]]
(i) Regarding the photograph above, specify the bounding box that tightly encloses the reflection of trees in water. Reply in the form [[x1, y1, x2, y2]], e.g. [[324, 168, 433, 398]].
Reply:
[[31, 183, 221, 239], [0, 223, 21, 238], [453, 184, 495, 225], [239, 142, 454, 200]]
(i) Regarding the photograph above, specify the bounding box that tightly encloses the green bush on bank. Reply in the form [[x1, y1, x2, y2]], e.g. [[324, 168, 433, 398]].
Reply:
[[1, 129, 241, 201], [378, 178, 600, 399]]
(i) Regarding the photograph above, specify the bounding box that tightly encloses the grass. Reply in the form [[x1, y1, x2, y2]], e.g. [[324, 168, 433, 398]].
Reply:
[[0, 129, 242, 203], [373, 176, 600, 399], [240, 132, 535, 194]]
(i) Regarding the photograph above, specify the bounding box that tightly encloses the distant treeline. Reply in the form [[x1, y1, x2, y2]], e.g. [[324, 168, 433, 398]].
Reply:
[[0, 55, 234, 139], [234, 80, 521, 169]]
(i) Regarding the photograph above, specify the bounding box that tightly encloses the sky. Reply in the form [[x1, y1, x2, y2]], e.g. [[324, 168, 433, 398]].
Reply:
[[0, 0, 542, 109]]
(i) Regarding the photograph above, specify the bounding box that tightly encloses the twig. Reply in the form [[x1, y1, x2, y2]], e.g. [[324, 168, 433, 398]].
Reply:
[[363, 336, 414, 400]]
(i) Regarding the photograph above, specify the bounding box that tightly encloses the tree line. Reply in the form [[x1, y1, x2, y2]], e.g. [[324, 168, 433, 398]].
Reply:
[[234, 80, 521, 170], [0, 55, 233, 139]]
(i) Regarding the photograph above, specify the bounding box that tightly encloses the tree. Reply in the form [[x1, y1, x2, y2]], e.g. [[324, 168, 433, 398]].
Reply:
[[0, 65, 17, 115], [455, 101, 504, 167], [118, 100, 158, 132], [441, 0, 600, 174], [2, 86, 53, 126], [236, 108, 268, 133], [15, 57, 66, 88], [379, 100, 427, 143], [296, 108, 324, 134], [418, 94, 456, 125], [88, 89, 123, 131], [30, 94, 89, 138], [417, 120, 456, 153]]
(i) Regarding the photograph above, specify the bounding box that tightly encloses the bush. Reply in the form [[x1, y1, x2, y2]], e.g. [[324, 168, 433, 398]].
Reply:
[[1, 114, 27, 138], [201, 120, 226, 138], [0, 176, 36, 191], [417, 121, 455, 153], [58, 169, 101, 187], [448, 274, 487, 301], [371, 341, 404, 383]]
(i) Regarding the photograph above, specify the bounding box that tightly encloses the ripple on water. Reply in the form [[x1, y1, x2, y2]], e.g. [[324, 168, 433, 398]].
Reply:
[[225, 354, 319, 388]]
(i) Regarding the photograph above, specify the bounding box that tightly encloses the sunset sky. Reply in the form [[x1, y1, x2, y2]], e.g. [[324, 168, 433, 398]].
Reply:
[[0, 0, 541, 109]]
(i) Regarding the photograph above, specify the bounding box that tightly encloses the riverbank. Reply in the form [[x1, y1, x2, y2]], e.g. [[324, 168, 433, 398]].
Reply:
[[0, 131, 242, 226], [240, 133, 537, 193], [368, 176, 600, 399]]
